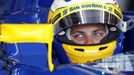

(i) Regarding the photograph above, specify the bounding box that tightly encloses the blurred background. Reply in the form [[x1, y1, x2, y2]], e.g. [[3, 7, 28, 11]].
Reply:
[[117, 0, 134, 11]]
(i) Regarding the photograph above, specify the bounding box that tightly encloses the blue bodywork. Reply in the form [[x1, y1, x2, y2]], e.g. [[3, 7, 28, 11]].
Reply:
[[0, 0, 134, 75], [123, 11, 134, 52]]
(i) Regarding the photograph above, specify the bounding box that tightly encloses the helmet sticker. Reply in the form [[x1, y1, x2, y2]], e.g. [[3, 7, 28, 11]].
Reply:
[[51, 0, 119, 12], [110, 27, 117, 31], [58, 31, 65, 35], [51, 2, 122, 25]]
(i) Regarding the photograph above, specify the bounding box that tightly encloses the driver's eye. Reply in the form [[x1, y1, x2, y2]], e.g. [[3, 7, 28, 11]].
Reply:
[[94, 33, 102, 36], [93, 31, 106, 38], [72, 34, 85, 41]]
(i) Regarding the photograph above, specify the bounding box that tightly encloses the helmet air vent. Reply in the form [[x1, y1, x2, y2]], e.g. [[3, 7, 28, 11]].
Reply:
[[74, 48, 84, 52], [99, 46, 108, 51]]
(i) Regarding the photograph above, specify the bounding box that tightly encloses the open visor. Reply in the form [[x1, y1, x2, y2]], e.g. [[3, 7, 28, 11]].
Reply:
[[54, 10, 122, 45]]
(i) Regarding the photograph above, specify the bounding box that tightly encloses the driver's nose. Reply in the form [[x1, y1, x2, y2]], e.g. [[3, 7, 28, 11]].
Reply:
[[84, 36, 94, 44]]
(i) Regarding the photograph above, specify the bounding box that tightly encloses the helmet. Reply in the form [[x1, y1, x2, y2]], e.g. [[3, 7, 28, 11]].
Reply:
[[48, 0, 126, 64]]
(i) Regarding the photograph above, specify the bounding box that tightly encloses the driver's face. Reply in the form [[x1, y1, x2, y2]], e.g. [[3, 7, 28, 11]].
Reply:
[[70, 24, 106, 44]]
